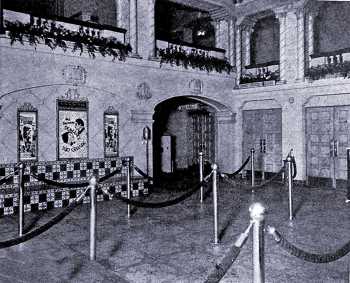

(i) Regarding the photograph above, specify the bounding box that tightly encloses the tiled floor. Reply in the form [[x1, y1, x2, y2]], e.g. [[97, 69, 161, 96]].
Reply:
[[0, 178, 349, 283]]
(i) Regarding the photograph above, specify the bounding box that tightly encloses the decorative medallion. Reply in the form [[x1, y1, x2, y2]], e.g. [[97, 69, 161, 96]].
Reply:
[[63, 88, 81, 100], [62, 65, 87, 86], [189, 79, 203, 95], [136, 82, 152, 100]]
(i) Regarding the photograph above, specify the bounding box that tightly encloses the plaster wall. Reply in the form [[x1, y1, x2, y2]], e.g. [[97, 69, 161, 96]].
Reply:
[[0, 37, 235, 175]]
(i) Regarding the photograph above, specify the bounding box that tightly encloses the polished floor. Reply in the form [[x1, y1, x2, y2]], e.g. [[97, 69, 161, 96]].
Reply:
[[0, 177, 349, 283]]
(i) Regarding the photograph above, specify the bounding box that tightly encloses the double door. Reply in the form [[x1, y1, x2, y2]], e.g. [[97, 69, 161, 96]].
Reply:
[[306, 106, 350, 188], [243, 109, 282, 173]]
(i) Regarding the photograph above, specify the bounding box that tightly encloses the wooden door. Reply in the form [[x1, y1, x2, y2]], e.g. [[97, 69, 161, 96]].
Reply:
[[243, 109, 282, 173], [306, 107, 335, 186], [334, 106, 350, 182], [306, 106, 350, 188]]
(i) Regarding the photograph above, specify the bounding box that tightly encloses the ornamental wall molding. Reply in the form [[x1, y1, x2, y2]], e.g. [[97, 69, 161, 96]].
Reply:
[[136, 82, 152, 100], [189, 79, 203, 95], [62, 65, 87, 86]]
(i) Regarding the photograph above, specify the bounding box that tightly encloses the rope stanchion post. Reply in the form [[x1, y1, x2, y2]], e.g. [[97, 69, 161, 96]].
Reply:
[[346, 148, 350, 202], [199, 151, 204, 203], [18, 163, 24, 237], [251, 148, 255, 188], [287, 155, 293, 220], [89, 176, 97, 261], [212, 163, 219, 245], [249, 202, 266, 283], [126, 157, 131, 218]]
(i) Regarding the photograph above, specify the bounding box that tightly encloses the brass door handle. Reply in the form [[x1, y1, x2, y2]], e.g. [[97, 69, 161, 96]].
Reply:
[[334, 140, 338, 157], [330, 140, 334, 157]]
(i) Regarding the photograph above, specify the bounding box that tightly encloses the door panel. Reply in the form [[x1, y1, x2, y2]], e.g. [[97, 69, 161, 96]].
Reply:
[[306, 106, 350, 187], [243, 109, 282, 173], [334, 106, 350, 180], [306, 107, 334, 178]]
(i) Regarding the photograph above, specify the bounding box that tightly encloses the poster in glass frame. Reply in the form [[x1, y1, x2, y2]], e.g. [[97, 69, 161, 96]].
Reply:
[[17, 104, 38, 162], [104, 107, 119, 157], [57, 99, 89, 160]]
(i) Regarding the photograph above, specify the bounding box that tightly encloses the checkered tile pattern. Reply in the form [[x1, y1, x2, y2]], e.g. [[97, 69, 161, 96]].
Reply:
[[0, 157, 148, 217]]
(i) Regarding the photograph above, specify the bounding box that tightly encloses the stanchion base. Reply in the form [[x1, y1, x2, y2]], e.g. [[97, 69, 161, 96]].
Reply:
[[210, 241, 220, 247], [287, 219, 295, 227]]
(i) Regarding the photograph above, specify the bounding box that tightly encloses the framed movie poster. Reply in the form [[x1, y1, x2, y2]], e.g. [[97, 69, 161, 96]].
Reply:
[[104, 107, 119, 157], [57, 99, 88, 160], [17, 104, 38, 162]]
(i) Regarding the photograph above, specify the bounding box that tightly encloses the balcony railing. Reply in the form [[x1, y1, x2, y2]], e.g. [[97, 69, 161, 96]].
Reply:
[[308, 50, 350, 81], [1, 9, 131, 60], [155, 39, 233, 74], [239, 61, 280, 88], [156, 39, 226, 60]]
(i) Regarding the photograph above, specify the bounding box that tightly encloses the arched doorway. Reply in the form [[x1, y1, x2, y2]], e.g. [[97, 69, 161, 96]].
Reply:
[[152, 96, 234, 183]]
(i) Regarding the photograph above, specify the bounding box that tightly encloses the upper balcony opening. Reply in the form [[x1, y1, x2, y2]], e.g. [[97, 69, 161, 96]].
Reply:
[[2, 0, 130, 61], [155, 0, 231, 74], [156, 0, 216, 49], [308, 1, 350, 81], [240, 14, 280, 87], [3, 0, 121, 31]]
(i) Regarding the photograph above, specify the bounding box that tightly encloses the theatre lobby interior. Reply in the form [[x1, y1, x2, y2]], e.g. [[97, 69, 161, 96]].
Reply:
[[0, 0, 350, 282]]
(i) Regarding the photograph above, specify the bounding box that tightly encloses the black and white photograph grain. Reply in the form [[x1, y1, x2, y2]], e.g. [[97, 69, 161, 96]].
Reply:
[[0, 0, 349, 282]]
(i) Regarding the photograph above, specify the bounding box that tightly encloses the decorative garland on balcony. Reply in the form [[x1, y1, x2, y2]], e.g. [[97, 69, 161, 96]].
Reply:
[[157, 46, 233, 74], [240, 69, 279, 84], [306, 61, 350, 81], [4, 18, 132, 61]]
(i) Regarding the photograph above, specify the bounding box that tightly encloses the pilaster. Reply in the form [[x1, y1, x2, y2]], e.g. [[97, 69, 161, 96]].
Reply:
[[296, 8, 305, 82], [137, 0, 156, 59], [275, 11, 287, 83], [228, 18, 236, 67], [129, 0, 138, 56], [235, 23, 242, 86]]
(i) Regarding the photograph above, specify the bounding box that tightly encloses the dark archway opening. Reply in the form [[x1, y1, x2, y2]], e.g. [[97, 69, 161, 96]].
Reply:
[[153, 96, 215, 187]]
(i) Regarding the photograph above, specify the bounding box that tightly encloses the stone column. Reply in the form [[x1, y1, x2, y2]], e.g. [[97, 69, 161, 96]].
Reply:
[[276, 12, 287, 83], [215, 20, 222, 49], [116, 0, 130, 43], [215, 19, 229, 53], [147, 0, 156, 58], [129, 0, 138, 56], [235, 24, 242, 86], [228, 18, 236, 66], [296, 8, 305, 82], [307, 13, 314, 59], [136, 0, 156, 59], [242, 25, 253, 67]]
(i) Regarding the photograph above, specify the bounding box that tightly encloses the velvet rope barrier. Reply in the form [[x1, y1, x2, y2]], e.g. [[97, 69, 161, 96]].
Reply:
[[251, 165, 285, 189], [0, 167, 19, 186], [267, 226, 350, 263], [0, 187, 89, 249], [220, 156, 251, 179], [101, 172, 212, 209], [30, 167, 121, 188], [105, 181, 208, 208], [134, 165, 153, 181], [204, 222, 253, 283], [291, 156, 297, 179]]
